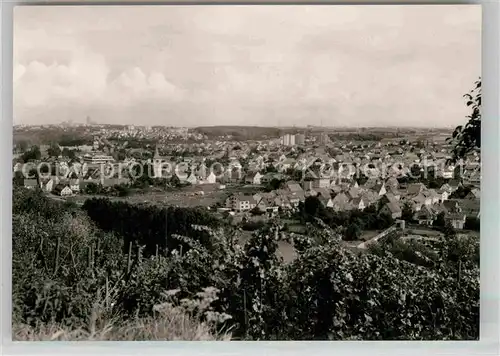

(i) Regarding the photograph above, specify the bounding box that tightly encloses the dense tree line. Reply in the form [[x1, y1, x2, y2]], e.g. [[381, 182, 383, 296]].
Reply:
[[83, 182, 131, 197], [20, 146, 41, 162], [82, 198, 221, 257]]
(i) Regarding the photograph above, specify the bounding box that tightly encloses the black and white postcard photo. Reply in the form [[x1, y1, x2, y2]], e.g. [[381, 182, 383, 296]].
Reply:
[[12, 5, 480, 341]]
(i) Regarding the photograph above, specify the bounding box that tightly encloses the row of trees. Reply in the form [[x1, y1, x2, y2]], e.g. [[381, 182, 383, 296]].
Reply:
[[82, 197, 220, 257], [83, 182, 131, 197], [17, 144, 78, 163]]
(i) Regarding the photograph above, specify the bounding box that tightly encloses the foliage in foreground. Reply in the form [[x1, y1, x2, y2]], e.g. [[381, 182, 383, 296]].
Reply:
[[13, 287, 231, 341], [12, 188, 479, 340], [447, 78, 481, 163]]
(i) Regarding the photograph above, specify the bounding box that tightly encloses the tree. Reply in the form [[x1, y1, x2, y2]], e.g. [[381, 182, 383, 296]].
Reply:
[[13, 171, 25, 187], [464, 217, 480, 231], [84, 182, 102, 195], [303, 196, 322, 217], [376, 212, 394, 230], [47, 143, 61, 158], [449, 185, 471, 199], [266, 178, 285, 191], [113, 150, 127, 161], [443, 221, 457, 239], [16, 140, 29, 153], [265, 165, 278, 173], [344, 221, 362, 241], [169, 174, 181, 188], [114, 184, 130, 197], [21, 146, 41, 162], [285, 168, 305, 182], [447, 78, 481, 163], [401, 203, 414, 223], [62, 148, 76, 159], [433, 212, 446, 228]]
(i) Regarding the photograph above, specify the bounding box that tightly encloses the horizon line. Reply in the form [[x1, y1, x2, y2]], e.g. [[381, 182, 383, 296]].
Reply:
[[13, 123, 456, 130]]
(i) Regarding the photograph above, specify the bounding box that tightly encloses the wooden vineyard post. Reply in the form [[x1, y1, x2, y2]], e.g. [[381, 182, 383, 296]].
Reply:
[[32, 235, 44, 269], [165, 209, 169, 256], [127, 241, 133, 274], [244, 289, 248, 336], [105, 276, 109, 309], [458, 259, 462, 284], [87, 246, 92, 269], [136, 245, 143, 265], [53, 235, 61, 275]]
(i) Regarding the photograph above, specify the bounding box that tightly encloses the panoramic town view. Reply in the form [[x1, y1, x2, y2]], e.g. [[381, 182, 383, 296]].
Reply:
[[12, 5, 480, 341]]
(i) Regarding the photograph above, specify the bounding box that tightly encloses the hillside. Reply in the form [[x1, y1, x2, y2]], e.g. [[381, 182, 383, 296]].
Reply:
[[12, 187, 479, 340]]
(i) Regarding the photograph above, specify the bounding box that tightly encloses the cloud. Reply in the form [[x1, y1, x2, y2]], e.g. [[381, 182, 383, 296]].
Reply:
[[13, 5, 481, 127], [107, 67, 184, 105], [14, 46, 184, 111]]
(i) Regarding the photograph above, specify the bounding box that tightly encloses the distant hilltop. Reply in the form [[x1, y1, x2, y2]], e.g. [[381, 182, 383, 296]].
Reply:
[[191, 125, 453, 134]]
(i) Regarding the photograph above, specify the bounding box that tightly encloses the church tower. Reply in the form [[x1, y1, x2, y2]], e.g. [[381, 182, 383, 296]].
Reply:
[[153, 145, 162, 178]]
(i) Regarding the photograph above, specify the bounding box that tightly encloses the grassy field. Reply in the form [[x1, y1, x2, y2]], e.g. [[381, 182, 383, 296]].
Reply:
[[64, 184, 266, 208], [65, 189, 229, 208]]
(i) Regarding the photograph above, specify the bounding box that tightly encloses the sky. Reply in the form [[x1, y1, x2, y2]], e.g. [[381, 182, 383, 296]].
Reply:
[[13, 5, 481, 128]]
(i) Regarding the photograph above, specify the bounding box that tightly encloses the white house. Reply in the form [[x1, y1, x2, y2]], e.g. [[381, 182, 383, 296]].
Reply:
[[244, 172, 263, 185], [43, 178, 55, 192], [54, 184, 73, 197], [206, 172, 217, 184], [13, 162, 22, 172], [437, 189, 450, 203], [373, 183, 387, 196], [227, 194, 257, 212]]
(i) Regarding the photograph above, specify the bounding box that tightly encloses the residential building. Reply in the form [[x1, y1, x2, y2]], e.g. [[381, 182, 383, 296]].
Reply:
[[351, 197, 366, 211], [406, 183, 425, 197], [278, 158, 296, 172], [53, 184, 73, 197], [372, 183, 387, 196], [244, 172, 263, 185], [24, 179, 38, 190], [69, 179, 80, 193], [206, 172, 217, 184], [414, 205, 435, 226], [465, 188, 480, 200], [319, 132, 330, 145], [446, 212, 467, 230], [186, 173, 198, 185], [285, 181, 304, 194], [82, 154, 114, 165], [329, 192, 351, 212], [41, 178, 55, 192], [381, 201, 402, 219], [295, 133, 305, 145], [312, 177, 331, 189], [227, 194, 257, 212], [281, 134, 295, 146], [444, 202, 467, 230]]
